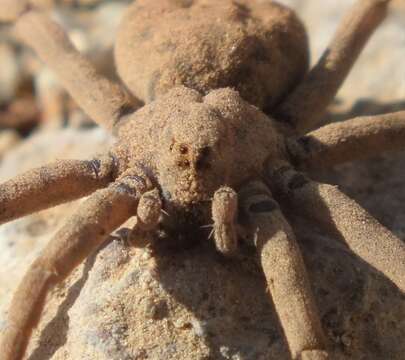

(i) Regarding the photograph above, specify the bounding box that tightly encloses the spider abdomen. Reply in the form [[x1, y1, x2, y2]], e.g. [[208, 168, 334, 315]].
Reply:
[[115, 0, 309, 111]]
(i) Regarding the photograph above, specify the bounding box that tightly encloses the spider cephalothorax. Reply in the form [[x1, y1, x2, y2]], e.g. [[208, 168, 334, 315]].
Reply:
[[1, 1, 405, 359], [112, 85, 285, 247], [114, 86, 284, 209]]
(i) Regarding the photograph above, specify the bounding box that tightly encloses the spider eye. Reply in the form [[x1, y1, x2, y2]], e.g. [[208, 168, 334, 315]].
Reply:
[[177, 159, 190, 168], [179, 144, 189, 154]]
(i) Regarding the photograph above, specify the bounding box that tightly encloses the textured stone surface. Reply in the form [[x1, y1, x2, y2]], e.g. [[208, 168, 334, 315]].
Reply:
[[0, 0, 129, 130], [0, 1, 405, 359]]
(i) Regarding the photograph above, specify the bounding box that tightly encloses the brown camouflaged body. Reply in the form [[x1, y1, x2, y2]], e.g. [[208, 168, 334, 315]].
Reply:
[[115, 0, 309, 111], [3, 1, 404, 359], [111, 0, 307, 231], [114, 87, 286, 225]]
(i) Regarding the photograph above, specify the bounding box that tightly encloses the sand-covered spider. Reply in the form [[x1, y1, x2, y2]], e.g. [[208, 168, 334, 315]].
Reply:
[[1, 0, 405, 359]]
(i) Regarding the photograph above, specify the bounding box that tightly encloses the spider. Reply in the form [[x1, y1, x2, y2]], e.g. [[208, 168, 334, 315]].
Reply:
[[0, 0, 404, 359]]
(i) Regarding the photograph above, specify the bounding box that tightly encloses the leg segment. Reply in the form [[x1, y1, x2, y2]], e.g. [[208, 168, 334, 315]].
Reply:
[[1, 2, 137, 130], [212, 187, 238, 256], [239, 181, 328, 360], [0, 170, 153, 360], [269, 164, 405, 292], [275, 0, 392, 133], [0, 153, 117, 225], [136, 188, 162, 231], [288, 110, 405, 169]]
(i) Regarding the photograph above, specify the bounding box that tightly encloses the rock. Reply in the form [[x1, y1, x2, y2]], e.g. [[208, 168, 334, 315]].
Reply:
[[1, 1, 405, 360], [5, 209, 405, 359]]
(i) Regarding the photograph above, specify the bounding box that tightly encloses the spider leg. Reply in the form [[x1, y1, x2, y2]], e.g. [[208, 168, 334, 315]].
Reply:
[[212, 186, 239, 256], [275, 0, 392, 133], [269, 163, 405, 293], [0, 2, 137, 130], [0, 170, 153, 360], [0, 153, 117, 225], [239, 181, 328, 360], [137, 188, 162, 231], [288, 110, 405, 169]]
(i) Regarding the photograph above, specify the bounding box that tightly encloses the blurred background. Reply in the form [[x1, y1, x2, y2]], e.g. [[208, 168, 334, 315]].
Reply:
[[0, 0, 404, 162], [0, 0, 131, 156]]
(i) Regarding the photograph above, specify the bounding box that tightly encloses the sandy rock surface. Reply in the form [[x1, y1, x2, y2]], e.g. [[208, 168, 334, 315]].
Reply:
[[1, 1, 405, 359]]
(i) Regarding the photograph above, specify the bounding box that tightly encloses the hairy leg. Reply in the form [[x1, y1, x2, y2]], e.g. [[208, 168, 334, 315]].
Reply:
[[0, 170, 153, 360], [0, 153, 117, 225], [212, 186, 238, 256], [276, 0, 392, 133], [269, 164, 405, 292], [287, 110, 405, 169], [239, 181, 328, 360], [0, 155, 117, 224], [0, 1, 137, 130]]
